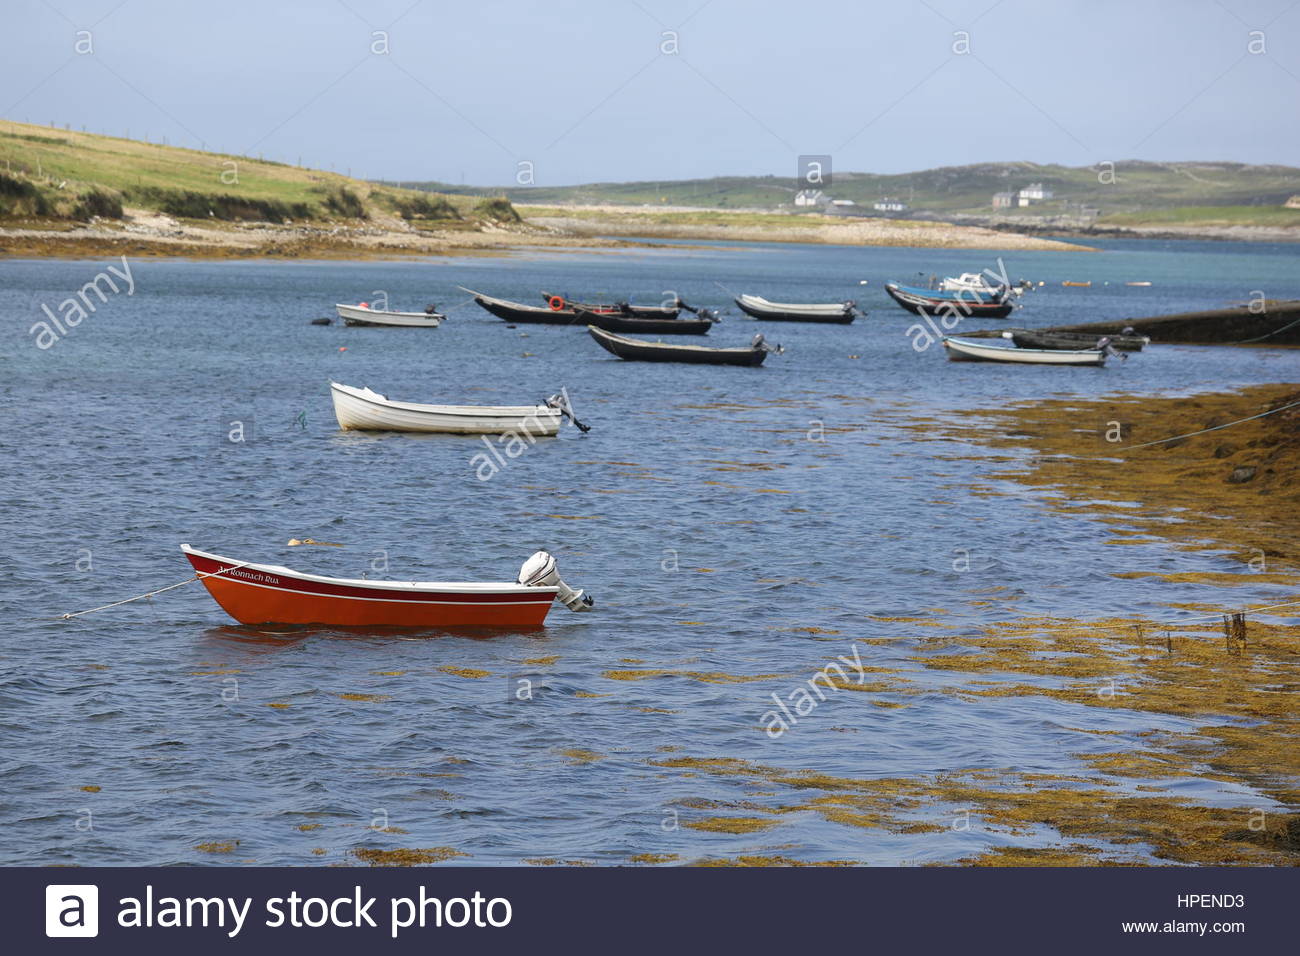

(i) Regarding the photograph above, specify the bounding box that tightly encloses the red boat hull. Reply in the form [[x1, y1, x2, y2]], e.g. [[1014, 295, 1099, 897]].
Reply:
[[183, 548, 557, 628]]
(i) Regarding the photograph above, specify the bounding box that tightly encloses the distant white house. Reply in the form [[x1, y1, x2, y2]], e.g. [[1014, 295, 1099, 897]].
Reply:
[[873, 198, 906, 212], [992, 191, 1015, 209], [794, 189, 825, 207], [1285, 195, 1300, 209], [831, 198, 856, 207], [1017, 183, 1053, 206]]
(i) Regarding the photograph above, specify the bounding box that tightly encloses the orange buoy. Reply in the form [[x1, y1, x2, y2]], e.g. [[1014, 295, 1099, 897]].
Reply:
[[548, 295, 566, 311]]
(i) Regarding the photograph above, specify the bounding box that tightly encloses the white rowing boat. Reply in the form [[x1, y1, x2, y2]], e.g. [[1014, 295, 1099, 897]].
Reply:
[[941, 336, 1107, 366], [734, 294, 857, 323], [335, 303, 444, 327], [330, 382, 565, 434]]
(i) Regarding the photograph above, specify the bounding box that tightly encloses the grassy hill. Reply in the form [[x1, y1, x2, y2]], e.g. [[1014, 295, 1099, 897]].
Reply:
[[0, 118, 517, 226], [396, 161, 1300, 227]]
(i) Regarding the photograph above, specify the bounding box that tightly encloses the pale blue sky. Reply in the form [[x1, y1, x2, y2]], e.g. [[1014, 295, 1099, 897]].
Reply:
[[4, 0, 1298, 185]]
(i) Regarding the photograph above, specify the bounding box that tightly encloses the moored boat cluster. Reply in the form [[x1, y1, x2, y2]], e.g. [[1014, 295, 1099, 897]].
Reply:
[[185, 269, 1150, 630]]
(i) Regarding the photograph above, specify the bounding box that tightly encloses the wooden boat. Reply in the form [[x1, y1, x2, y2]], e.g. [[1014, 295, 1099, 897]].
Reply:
[[182, 545, 591, 628], [587, 326, 778, 366], [733, 294, 857, 324], [574, 308, 713, 335], [335, 303, 444, 327], [330, 382, 565, 434], [884, 283, 1015, 319], [1062, 280, 1092, 287], [464, 289, 577, 324], [462, 288, 681, 325], [1006, 329, 1148, 352], [942, 336, 1107, 366], [541, 292, 681, 318]]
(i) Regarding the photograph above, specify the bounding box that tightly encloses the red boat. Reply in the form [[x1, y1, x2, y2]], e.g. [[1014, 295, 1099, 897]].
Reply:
[[181, 545, 591, 628]]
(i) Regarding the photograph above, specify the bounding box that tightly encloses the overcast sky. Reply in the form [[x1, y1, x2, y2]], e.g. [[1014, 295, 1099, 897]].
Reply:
[[5, 0, 1298, 186]]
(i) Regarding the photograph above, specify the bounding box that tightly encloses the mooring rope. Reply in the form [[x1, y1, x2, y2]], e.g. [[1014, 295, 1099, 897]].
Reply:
[[1114, 398, 1300, 452], [1229, 313, 1300, 345], [55, 562, 251, 621]]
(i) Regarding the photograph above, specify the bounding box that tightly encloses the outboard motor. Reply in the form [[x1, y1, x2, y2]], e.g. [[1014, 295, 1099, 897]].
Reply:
[[751, 333, 784, 354], [545, 391, 591, 432], [518, 551, 593, 611], [1096, 336, 1126, 360], [425, 304, 439, 315]]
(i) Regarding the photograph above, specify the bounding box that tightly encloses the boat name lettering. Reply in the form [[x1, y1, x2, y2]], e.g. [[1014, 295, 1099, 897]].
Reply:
[[227, 568, 278, 585]]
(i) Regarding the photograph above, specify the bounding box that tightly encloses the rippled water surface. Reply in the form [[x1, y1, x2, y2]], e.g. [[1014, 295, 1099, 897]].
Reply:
[[2, 237, 1297, 865]]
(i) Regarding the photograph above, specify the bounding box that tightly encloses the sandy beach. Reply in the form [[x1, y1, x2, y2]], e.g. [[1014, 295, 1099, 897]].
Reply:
[[520, 204, 1087, 252]]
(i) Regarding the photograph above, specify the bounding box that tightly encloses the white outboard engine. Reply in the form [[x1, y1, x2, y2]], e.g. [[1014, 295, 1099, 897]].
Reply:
[[518, 551, 593, 612]]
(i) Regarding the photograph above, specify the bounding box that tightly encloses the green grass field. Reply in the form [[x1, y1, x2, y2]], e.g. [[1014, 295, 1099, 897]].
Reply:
[[412, 160, 1300, 228], [1098, 205, 1300, 227], [0, 119, 512, 225]]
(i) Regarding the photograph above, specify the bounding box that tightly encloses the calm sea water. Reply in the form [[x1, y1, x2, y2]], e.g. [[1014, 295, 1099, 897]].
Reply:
[[1, 237, 1297, 865]]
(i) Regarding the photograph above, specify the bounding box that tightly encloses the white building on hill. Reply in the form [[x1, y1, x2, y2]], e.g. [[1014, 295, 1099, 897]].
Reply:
[[1017, 183, 1053, 206]]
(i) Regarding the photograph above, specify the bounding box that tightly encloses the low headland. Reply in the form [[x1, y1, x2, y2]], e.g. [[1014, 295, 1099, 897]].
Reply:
[[1, 120, 1080, 258]]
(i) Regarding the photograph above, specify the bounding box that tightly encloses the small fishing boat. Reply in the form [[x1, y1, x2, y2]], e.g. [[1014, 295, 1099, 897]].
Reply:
[[938, 273, 1029, 298], [884, 283, 1016, 319], [330, 382, 584, 434], [462, 288, 681, 325], [733, 294, 858, 324], [335, 302, 444, 327], [897, 278, 1011, 304], [1061, 280, 1092, 288], [574, 308, 713, 335], [588, 326, 779, 366], [942, 336, 1107, 366], [463, 289, 577, 324], [1006, 329, 1148, 352], [181, 545, 591, 628], [541, 291, 682, 318]]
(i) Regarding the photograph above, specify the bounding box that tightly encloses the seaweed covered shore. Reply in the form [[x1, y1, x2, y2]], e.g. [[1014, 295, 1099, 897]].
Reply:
[[638, 385, 1300, 866]]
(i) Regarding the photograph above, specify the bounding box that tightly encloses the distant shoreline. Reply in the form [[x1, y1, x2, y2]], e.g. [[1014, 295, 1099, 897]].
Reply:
[[0, 205, 1090, 260]]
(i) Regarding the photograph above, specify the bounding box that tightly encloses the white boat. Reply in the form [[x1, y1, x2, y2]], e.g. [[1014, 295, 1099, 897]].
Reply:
[[734, 294, 857, 323], [941, 336, 1107, 366], [939, 272, 1026, 298], [335, 303, 444, 327], [330, 382, 565, 434]]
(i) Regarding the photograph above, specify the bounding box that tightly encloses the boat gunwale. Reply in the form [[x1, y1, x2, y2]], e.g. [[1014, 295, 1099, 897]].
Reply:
[[587, 326, 763, 355], [335, 303, 445, 320], [181, 544, 558, 597], [329, 382, 557, 419]]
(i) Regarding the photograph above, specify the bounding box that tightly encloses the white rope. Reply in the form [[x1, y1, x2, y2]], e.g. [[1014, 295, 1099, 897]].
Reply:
[[56, 562, 251, 621], [1114, 399, 1300, 452]]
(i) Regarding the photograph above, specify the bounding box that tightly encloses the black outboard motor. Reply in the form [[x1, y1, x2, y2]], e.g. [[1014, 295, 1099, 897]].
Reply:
[[425, 304, 438, 315], [545, 392, 592, 432]]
